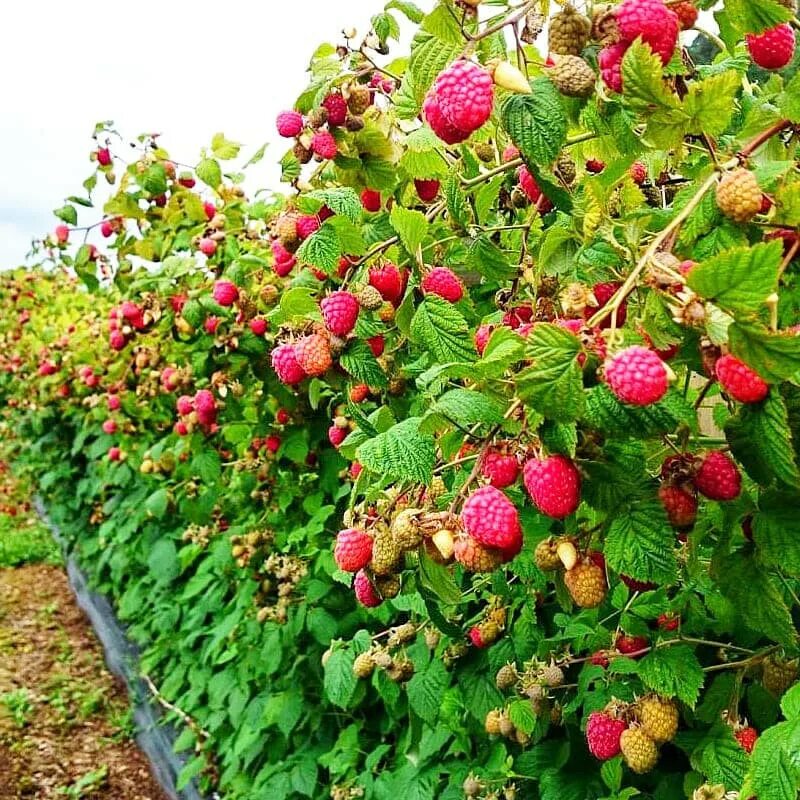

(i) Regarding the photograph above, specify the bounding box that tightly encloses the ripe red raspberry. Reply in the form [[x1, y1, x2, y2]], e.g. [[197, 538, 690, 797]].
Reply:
[[199, 237, 217, 257], [213, 280, 238, 307], [658, 613, 680, 631], [360, 188, 381, 212], [454, 534, 504, 572], [271, 343, 307, 385], [334, 528, 373, 572], [415, 178, 440, 202], [475, 324, 494, 355], [747, 24, 796, 70], [294, 334, 332, 377], [271, 240, 296, 274], [97, 147, 112, 166], [367, 335, 385, 357], [616, 0, 679, 65], [110, 330, 128, 350], [350, 384, 370, 403], [715, 354, 769, 403], [102, 419, 117, 435], [203, 202, 216, 221], [503, 305, 534, 329], [591, 651, 611, 668], [621, 574, 657, 593], [176, 395, 194, 416], [276, 110, 304, 138], [630, 161, 647, 185], [599, 42, 628, 93], [430, 59, 494, 134], [658, 484, 698, 529], [250, 318, 268, 336], [672, 1, 698, 29], [617, 634, 649, 656], [423, 93, 470, 144], [735, 726, 758, 754], [482, 450, 520, 489], [322, 93, 348, 126], [108, 446, 122, 461], [353, 569, 382, 607], [605, 346, 669, 406], [311, 131, 338, 160], [502, 144, 520, 162], [264, 435, 281, 453], [422, 267, 464, 303], [275, 408, 290, 425], [523, 455, 581, 519], [204, 315, 221, 335], [107, 394, 121, 411], [586, 712, 627, 760], [586, 158, 606, 173], [369, 263, 406, 304], [461, 485, 521, 552], [694, 451, 741, 501], [321, 291, 360, 336], [296, 215, 320, 240], [586, 281, 626, 329], [518, 166, 554, 212], [329, 425, 348, 447]]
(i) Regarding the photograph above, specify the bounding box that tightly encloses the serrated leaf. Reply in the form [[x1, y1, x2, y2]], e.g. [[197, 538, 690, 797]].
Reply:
[[295, 223, 341, 273], [502, 79, 567, 167], [357, 417, 435, 483], [196, 157, 222, 190], [622, 41, 682, 113], [683, 71, 741, 136], [724, 0, 792, 36], [444, 172, 470, 228], [211, 132, 241, 160], [583, 386, 696, 438], [688, 240, 782, 318], [467, 236, 516, 281], [639, 645, 704, 706], [390, 205, 428, 254], [781, 684, 800, 719], [410, 296, 476, 363], [323, 649, 357, 709], [728, 323, 800, 383], [409, 32, 460, 104], [307, 187, 362, 224], [476, 326, 525, 377], [604, 501, 679, 585], [340, 341, 388, 388], [508, 699, 537, 735], [387, 0, 424, 23], [418, 548, 461, 605], [424, 388, 505, 431], [781, 70, 800, 124], [54, 204, 78, 226], [749, 719, 800, 800], [690, 722, 750, 786], [406, 659, 448, 725], [752, 502, 800, 577]]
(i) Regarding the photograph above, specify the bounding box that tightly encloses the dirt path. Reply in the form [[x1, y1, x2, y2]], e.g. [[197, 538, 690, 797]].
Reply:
[[0, 563, 168, 800]]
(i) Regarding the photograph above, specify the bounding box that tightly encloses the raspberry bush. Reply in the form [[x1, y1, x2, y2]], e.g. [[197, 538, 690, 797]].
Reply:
[[2, 1, 800, 799]]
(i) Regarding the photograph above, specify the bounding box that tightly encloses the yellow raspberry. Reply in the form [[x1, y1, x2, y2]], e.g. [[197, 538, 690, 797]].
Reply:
[[638, 694, 679, 743], [564, 560, 607, 608], [716, 168, 762, 223], [620, 727, 659, 774]]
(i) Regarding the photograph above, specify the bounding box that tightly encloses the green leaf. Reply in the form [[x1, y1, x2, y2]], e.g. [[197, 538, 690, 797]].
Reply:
[[508, 699, 537, 735], [781, 683, 800, 719], [689, 722, 750, 787], [728, 323, 800, 383], [295, 223, 342, 274], [145, 487, 169, 519], [423, 388, 505, 430], [444, 172, 471, 228], [408, 32, 460, 104], [340, 341, 388, 388], [196, 157, 222, 190], [148, 538, 179, 583], [387, 0, 424, 23], [357, 417, 436, 483], [389, 205, 428, 254], [621, 40, 682, 113], [476, 326, 525, 377], [687, 240, 782, 318], [781, 70, 800, 124], [683, 71, 741, 136], [418, 548, 461, 605], [752, 503, 800, 577], [724, 0, 792, 36], [54, 204, 78, 226], [749, 719, 800, 800], [307, 188, 362, 224], [600, 758, 623, 792], [466, 236, 516, 281], [192, 450, 221, 483], [323, 649, 357, 709], [410, 296, 476, 363], [502, 79, 568, 167], [516, 323, 585, 422], [639, 645, 704, 707], [406, 659, 448, 725], [604, 501, 679, 585], [211, 132, 242, 160]]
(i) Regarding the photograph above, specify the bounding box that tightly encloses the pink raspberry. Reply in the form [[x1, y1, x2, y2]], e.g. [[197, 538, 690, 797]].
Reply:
[[271, 343, 307, 385], [294, 333, 332, 376], [100, 219, 114, 238], [102, 419, 117, 435], [329, 425, 348, 447], [354, 569, 382, 607], [474, 324, 494, 355], [629, 161, 647, 185], [421, 267, 464, 303], [598, 42, 628, 93], [747, 24, 796, 70], [523, 455, 581, 518], [361, 189, 382, 212], [586, 712, 627, 760], [468, 625, 493, 649], [482, 450, 520, 489], [616, 0, 679, 65], [108, 446, 122, 462], [658, 484, 698, 529], [422, 92, 470, 144], [311, 131, 338, 160], [322, 93, 348, 126], [502, 144, 520, 162], [199, 237, 217, 257], [176, 395, 194, 416], [107, 394, 121, 411], [432, 60, 494, 133], [204, 202, 217, 220], [334, 528, 373, 572], [586, 281, 626, 329], [250, 318, 268, 336], [415, 179, 440, 202], [369, 263, 406, 304], [605, 346, 669, 406], [693, 451, 741, 501], [213, 280, 238, 307], [109, 330, 128, 351], [96, 147, 112, 166], [518, 166, 554, 212], [55, 224, 70, 244], [321, 291, 360, 336], [715, 354, 769, 403], [205, 316, 220, 334], [586, 159, 606, 173], [271, 240, 297, 274], [296, 214, 320, 240], [460, 485, 521, 552]]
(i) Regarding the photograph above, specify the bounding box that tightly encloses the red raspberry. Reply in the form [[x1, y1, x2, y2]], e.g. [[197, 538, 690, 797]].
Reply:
[[361, 188, 382, 212], [586, 712, 627, 760], [264, 435, 281, 453], [475, 324, 494, 355], [502, 144, 520, 162], [672, 1, 698, 29], [107, 394, 121, 411], [109, 330, 128, 350], [176, 395, 194, 416], [591, 651, 610, 668], [334, 528, 373, 572], [250, 318, 268, 336], [599, 41, 628, 93], [423, 93, 469, 144], [605, 346, 669, 406], [693, 451, 741, 501], [108, 446, 122, 461], [518, 166, 554, 212], [311, 131, 338, 160], [199, 237, 217, 257], [271, 343, 307, 385], [616, 634, 649, 656], [203, 202, 216, 220], [421, 267, 464, 303], [369, 263, 406, 304], [503, 305, 534, 329], [296, 215, 320, 240], [322, 93, 348, 126], [321, 291, 360, 336], [658, 613, 680, 631], [586, 158, 606, 173], [586, 281, 626, 329], [715, 354, 769, 403], [271, 240, 296, 274], [367, 335, 385, 357], [523, 455, 581, 519], [481, 450, 520, 489], [460, 485, 521, 552], [276, 110, 303, 138], [213, 280, 238, 307], [102, 419, 117, 435], [194, 389, 216, 416], [204, 316, 220, 334], [329, 425, 348, 447], [353, 569, 382, 607], [658, 484, 698, 529], [620, 575, 657, 592], [616, 0, 679, 65], [350, 384, 370, 403], [415, 178, 440, 202], [275, 408, 290, 425], [96, 147, 112, 166], [630, 161, 647, 185], [55, 224, 70, 244], [747, 24, 796, 70], [454, 534, 504, 572], [735, 726, 758, 754], [294, 333, 332, 377], [430, 59, 494, 134]]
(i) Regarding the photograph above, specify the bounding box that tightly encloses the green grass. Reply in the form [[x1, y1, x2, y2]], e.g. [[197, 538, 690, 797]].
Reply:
[[0, 513, 62, 568]]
